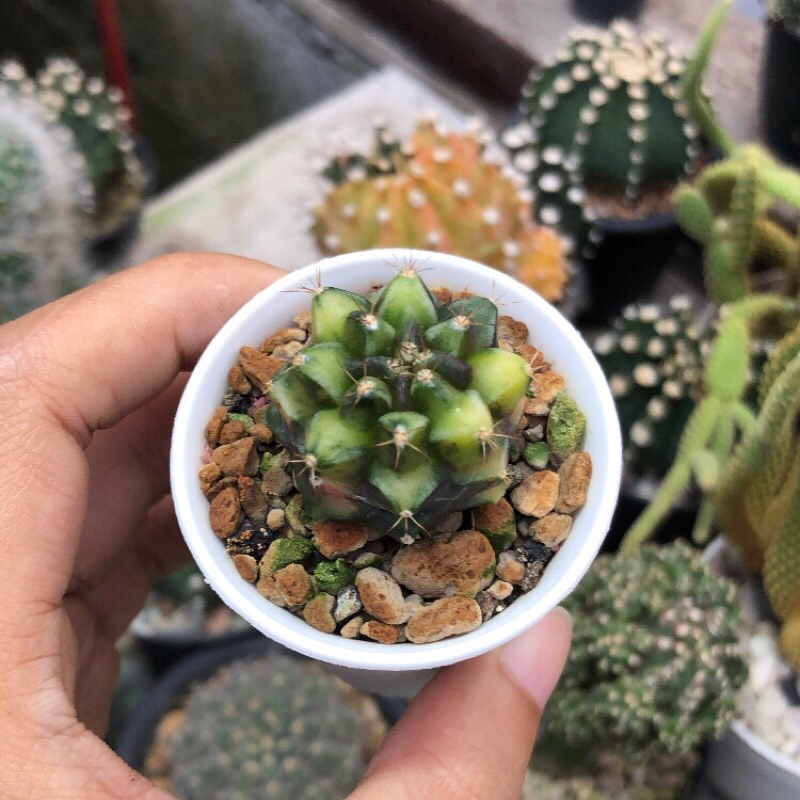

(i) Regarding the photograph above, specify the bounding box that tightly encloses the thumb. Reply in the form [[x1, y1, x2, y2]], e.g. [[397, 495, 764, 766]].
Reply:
[[350, 608, 572, 800]]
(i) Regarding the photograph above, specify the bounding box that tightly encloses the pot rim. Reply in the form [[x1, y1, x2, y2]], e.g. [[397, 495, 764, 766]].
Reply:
[[170, 248, 622, 671]]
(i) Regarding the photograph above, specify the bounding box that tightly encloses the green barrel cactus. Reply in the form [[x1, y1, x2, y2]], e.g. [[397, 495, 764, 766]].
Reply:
[[312, 118, 570, 303], [266, 266, 532, 541], [593, 297, 768, 481], [547, 542, 747, 761], [0, 90, 91, 322], [505, 20, 704, 250], [166, 655, 377, 800], [35, 58, 145, 235]]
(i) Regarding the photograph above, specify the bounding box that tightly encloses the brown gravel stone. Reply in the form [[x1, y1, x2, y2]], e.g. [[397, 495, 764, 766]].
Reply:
[[227, 364, 252, 394], [218, 419, 248, 445], [266, 508, 286, 530], [209, 487, 242, 539], [498, 315, 529, 349], [205, 406, 227, 447], [302, 593, 336, 633], [511, 470, 560, 518], [232, 553, 258, 582], [293, 311, 312, 332], [360, 620, 401, 644], [496, 552, 526, 584], [340, 615, 364, 638], [435, 511, 463, 534], [238, 476, 268, 523], [390, 530, 495, 598], [260, 327, 307, 353], [431, 286, 452, 305], [405, 596, 483, 644], [555, 452, 593, 513], [255, 573, 285, 607], [487, 579, 513, 600], [475, 591, 497, 621], [198, 463, 222, 496], [261, 465, 293, 496], [355, 568, 409, 625], [272, 340, 305, 360], [530, 513, 573, 547], [274, 563, 312, 607], [250, 423, 273, 445], [238, 346, 283, 391], [313, 520, 368, 558], [211, 436, 258, 477], [525, 371, 566, 416], [516, 343, 545, 368]]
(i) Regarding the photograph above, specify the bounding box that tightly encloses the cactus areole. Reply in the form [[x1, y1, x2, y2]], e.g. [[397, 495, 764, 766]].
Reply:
[[265, 268, 531, 542]]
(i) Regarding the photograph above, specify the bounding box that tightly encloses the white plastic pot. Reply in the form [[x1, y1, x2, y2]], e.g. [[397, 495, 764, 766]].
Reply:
[[170, 249, 622, 696]]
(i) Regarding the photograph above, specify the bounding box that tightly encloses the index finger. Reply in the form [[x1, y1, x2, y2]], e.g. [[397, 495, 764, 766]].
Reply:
[[1, 252, 283, 445]]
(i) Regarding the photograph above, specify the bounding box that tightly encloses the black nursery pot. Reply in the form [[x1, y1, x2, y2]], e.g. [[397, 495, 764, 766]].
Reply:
[[571, 0, 646, 24], [113, 637, 408, 768], [579, 211, 680, 326], [763, 18, 800, 168], [131, 624, 260, 677]]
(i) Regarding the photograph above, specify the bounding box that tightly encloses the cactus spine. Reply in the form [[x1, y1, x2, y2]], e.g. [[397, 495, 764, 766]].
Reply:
[[35, 58, 145, 236], [546, 542, 747, 762], [312, 118, 570, 302], [506, 20, 704, 250], [165, 655, 378, 800], [0, 90, 91, 322], [267, 266, 532, 540]]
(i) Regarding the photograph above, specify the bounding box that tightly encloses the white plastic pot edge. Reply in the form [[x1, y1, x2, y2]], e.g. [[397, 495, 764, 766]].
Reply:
[[170, 249, 623, 674]]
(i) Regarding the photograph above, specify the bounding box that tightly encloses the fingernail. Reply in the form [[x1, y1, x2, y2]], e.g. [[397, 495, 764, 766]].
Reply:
[[500, 607, 572, 709]]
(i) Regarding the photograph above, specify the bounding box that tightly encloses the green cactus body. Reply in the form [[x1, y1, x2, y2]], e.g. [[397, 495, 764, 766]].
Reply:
[[547, 542, 747, 761], [506, 21, 703, 251], [522, 772, 612, 800], [35, 58, 145, 235], [0, 86, 91, 321], [267, 268, 533, 541], [594, 298, 768, 480], [167, 655, 376, 800], [312, 118, 570, 303]]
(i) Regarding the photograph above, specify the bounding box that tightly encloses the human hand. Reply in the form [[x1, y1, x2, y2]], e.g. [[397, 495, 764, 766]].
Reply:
[[0, 253, 571, 799]]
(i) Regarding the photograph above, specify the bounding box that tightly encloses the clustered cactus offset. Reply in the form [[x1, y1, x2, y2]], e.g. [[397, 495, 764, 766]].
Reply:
[[312, 118, 570, 302], [504, 20, 704, 250], [546, 542, 747, 761], [1, 58, 145, 237], [266, 267, 532, 541], [152, 655, 379, 800], [0, 89, 91, 322]]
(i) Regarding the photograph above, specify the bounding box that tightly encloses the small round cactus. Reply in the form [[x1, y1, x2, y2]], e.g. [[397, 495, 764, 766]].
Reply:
[[546, 542, 747, 761], [312, 118, 570, 302], [164, 655, 379, 800], [266, 265, 532, 541], [766, 0, 800, 32], [0, 91, 91, 321], [593, 297, 768, 481], [35, 58, 145, 235], [522, 772, 612, 800], [505, 21, 704, 248]]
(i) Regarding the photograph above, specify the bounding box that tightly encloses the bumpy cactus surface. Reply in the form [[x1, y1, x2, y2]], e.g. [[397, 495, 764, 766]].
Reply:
[[547, 542, 747, 761], [312, 118, 570, 302], [0, 91, 91, 321], [522, 772, 612, 800], [266, 267, 531, 541], [167, 655, 375, 800], [34, 58, 144, 235], [594, 297, 768, 480], [505, 20, 703, 247]]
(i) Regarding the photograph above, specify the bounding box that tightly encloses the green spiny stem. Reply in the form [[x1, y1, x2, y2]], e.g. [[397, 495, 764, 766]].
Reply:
[[693, 413, 734, 543], [682, 0, 735, 155], [622, 396, 721, 551], [673, 185, 714, 243], [726, 161, 758, 297]]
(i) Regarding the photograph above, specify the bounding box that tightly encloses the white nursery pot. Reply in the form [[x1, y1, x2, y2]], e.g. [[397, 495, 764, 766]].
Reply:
[[170, 249, 622, 696]]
